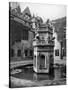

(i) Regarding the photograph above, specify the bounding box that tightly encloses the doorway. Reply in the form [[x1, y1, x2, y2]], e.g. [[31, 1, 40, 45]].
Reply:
[[40, 55, 46, 69]]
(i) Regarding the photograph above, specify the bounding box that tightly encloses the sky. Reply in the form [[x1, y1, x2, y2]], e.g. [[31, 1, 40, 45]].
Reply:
[[19, 2, 66, 21]]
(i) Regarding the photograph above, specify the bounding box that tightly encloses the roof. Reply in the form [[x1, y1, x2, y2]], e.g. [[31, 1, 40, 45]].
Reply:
[[21, 7, 31, 18], [39, 23, 53, 30], [21, 40, 33, 49]]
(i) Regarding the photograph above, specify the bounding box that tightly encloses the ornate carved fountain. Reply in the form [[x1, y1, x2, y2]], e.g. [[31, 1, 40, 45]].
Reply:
[[32, 17, 55, 73]]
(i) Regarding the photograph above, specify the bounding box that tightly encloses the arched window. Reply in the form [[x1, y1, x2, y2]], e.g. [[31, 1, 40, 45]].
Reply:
[[25, 50, 28, 56], [55, 49, 59, 56], [30, 50, 33, 56], [10, 49, 14, 57], [17, 49, 21, 56]]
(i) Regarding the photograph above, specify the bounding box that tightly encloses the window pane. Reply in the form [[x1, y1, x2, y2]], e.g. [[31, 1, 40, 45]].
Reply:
[[55, 49, 59, 56]]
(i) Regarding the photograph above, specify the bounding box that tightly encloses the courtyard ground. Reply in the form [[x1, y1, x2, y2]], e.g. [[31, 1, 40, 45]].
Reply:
[[10, 76, 66, 88], [9, 57, 66, 88]]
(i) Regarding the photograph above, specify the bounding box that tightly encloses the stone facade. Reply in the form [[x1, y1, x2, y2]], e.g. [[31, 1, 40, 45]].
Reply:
[[10, 4, 34, 60], [53, 27, 66, 64], [53, 32, 61, 62]]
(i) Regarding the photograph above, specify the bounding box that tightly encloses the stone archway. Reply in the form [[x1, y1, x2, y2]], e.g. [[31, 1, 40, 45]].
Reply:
[[40, 55, 45, 69]]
